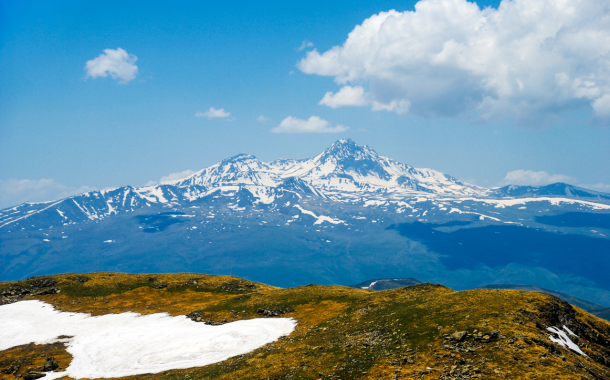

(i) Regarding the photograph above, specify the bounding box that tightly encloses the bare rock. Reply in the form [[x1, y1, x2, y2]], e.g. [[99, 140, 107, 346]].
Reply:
[[42, 358, 58, 372], [23, 371, 45, 380], [450, 331, 468, 342]]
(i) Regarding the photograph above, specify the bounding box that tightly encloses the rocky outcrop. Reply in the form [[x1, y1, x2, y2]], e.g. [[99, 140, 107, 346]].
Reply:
[[42, 357, 58, 372], [186, 310, 228, 325], [218, 280, 256, 292], [257, 307, 294, 317], [23, 371, 45, 380], [1, 277, 60, 305]]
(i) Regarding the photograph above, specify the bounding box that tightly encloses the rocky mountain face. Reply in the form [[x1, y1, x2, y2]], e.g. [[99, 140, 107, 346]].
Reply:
[[1, 139, 609, 307]]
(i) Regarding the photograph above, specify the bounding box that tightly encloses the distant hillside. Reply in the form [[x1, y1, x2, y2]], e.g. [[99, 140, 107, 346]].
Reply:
[[593, 308, 610, 321], [490, 183, 610, 200], [478, 284, 608, 313], [350, 278, 422, 290]]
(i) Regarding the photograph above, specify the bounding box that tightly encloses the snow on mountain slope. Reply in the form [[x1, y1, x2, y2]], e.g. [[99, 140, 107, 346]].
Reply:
[[1, 139, 609, 230], [168, 139, 488, 197]]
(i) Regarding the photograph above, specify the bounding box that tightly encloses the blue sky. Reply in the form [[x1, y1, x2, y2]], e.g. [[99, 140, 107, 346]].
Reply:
[[1, 0, 609, 208]]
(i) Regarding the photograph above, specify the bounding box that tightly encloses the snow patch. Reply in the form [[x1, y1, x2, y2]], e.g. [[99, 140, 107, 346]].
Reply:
[[458, 197, 610, 210], [293, 205, 345, 225], [547, 326, 587, 356], [361, 280, 378, 290], [0, 301, 296, 379], [448, 208, 501, 222]]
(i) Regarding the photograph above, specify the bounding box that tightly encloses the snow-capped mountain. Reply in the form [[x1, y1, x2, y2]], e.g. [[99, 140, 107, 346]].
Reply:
[[1, 139, 609, 230], [1, 139, 610, 308], [166, 138, 487, 197]]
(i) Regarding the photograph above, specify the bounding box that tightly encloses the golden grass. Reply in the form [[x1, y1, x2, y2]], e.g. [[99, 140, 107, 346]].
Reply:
[[1, 273, 609, 380]]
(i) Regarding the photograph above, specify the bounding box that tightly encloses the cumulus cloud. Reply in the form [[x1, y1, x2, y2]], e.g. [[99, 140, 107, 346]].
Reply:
[[504, 170, 574, 186], [319, 86, 370, 108], [271, 116, 349, 133], [319, 86, 411, 114], [0, 179, 95, 209], [145, 170, 197, 186], [297, 40, 314, 51], [257, 115, 270, 122], [196, 107, 231, 119], [299, 0, 610, 124], [372, 99, 411, 114], [85, 48, 138, 84]]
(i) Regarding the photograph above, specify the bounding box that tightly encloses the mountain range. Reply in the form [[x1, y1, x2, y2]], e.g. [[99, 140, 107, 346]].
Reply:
[[1, 139, 609, 306]]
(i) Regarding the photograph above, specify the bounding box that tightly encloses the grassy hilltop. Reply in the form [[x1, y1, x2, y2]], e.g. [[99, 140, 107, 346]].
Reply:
[[1, 273, 610, 380]]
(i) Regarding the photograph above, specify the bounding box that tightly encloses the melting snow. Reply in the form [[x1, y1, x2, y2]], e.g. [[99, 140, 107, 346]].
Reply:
[[361, 281, 378, 290], [457, 197, 610, 210], [0, 301, 296, 379], [448, 208, 501, 222], [293, 205, 345, 225], [547, 326, 587, 356]]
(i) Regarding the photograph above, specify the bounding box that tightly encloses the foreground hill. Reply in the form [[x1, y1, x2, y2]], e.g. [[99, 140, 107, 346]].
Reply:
[[2, 273, 610, 380], [350, 279, 610, 321], [478, 285, 609, 314]]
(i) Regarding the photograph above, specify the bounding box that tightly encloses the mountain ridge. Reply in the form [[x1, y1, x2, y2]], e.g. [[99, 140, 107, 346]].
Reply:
[[2, 139, 609, 230], [1, 139, 609, 308]]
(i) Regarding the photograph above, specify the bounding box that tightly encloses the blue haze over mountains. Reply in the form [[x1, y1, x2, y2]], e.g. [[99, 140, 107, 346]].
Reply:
[[1, 139, 609, 305]]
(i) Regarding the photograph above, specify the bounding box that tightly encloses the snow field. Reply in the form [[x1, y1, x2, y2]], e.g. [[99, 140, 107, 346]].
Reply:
[[0, 300, 296, 379]]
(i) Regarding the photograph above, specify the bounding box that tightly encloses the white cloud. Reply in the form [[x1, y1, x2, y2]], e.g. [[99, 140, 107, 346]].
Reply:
[[85, 48, 138, 84], [257, 115, 270, 122], [297, 40, 314, 51], [0, 179, 95, 209], [298, 0, 610, 124], [144, 170, 197, 186], [271, 116, 349, 133], [161, 170, 196, 183], [319, 86, 411, 114], [504, 170, 573, 186], [372, 99, 410, 114], [592, 95, 610, 118], [196, 107, 231, 119], [319, 86, 370, 108]]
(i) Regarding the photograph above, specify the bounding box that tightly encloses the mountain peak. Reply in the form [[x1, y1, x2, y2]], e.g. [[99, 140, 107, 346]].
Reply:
[[222, 153, 258, 163], [328, 138, 359, 151], [318, 139, 378, 164]]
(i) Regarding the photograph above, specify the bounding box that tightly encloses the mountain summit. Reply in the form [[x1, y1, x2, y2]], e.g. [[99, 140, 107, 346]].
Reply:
[[163, 139, 485, 198]]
